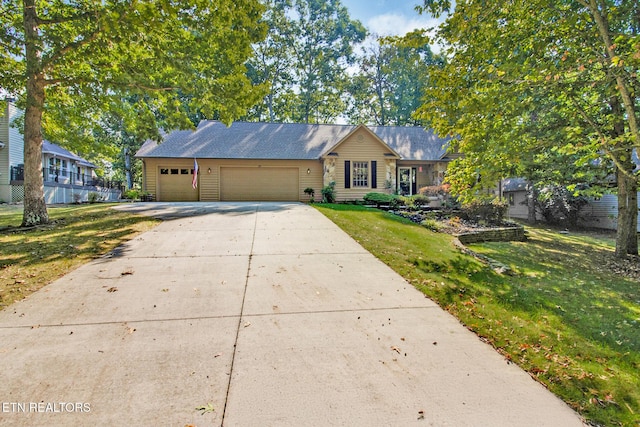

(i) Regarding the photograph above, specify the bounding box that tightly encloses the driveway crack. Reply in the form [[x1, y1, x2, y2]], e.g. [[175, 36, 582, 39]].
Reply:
[[221, 204, 258, 425]]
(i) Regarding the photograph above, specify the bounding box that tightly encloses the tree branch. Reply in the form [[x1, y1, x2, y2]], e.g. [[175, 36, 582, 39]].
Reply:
[[36, 10, 95, 26], [587, 0, 640, 149], [568, 92, 636, 182]]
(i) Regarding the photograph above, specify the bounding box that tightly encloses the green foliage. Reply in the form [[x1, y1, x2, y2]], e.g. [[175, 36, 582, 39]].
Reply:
[[123, 189, 141, 201], [536, 185, 590, 228], [346, 31, 442, 125], [87, 192, 101, 204], [246, 0, 366, 123], [461, 200, 508, 225], [421, 218, 443, 232], [1, 0, 268, 225], [304, 187, 315, 202], [363, 192, 402, 208], [415, 0, 639, 256], [321, 182, 336, 203]]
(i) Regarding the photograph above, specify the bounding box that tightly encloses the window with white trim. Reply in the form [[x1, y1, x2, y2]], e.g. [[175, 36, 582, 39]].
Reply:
[[353, 161, 369, 187]]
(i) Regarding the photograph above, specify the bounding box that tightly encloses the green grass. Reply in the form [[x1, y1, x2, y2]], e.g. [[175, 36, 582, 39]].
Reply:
[[315, 204, 640, 427], [0, 203, 158, 310]]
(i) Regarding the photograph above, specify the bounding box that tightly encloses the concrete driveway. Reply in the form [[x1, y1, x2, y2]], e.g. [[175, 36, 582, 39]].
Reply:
[[0, 202, 584, 426]]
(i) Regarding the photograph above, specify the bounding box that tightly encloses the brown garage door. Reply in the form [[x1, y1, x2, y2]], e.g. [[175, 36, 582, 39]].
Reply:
[[220, 167, 299, 201], [157, 167, 198, 201]]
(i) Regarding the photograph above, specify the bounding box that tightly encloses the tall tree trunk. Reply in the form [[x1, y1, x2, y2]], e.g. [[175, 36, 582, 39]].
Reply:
[[610, 96, 638, 257], [123, 147, 133, 190], [615, 163, 638, 257], [267, 92, 275, 122], [22, 0, 49, 227]]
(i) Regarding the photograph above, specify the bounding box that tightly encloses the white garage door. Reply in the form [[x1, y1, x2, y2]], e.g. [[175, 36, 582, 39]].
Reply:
[[220, 167, 299, 201], [158, 167, 198, 201]]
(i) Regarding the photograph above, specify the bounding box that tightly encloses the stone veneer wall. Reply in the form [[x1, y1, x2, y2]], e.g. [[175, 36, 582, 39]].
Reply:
[[455, 226, 526, 244]]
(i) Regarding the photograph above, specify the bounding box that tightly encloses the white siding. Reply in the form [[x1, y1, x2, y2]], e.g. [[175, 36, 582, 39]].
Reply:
[[507, 190, 640, 231], [1, 102, 23, 201], [579, 194, 639, 231]]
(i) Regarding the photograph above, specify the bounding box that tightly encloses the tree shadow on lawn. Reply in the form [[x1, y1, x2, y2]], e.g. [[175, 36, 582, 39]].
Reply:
[[0, 205, 158, 309]]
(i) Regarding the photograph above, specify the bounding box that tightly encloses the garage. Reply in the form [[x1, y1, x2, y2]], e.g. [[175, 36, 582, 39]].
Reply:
[[220, 167, 299, 201], [157, 167, 198, 201]]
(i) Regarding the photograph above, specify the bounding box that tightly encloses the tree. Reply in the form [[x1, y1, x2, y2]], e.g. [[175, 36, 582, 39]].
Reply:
[[347, 32, 440, 126], [417, 0, 640, 257], [290, 0, 366, 123], [246, 0, 366, 123], [0, 0, 267, 226], [246, 0, 295, 122]]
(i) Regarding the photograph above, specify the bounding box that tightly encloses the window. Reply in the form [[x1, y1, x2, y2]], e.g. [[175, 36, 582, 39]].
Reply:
[[160, 168, 169, 175], [180, 169, 189, 175], [170, 169, 179, 175], [353, 161, 368, 187]]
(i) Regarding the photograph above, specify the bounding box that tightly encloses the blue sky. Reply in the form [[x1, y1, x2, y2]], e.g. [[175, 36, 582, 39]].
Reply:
[[341, 0, 441, 37]]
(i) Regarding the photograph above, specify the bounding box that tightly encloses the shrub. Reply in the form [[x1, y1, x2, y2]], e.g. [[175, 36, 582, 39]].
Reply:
[[88, 192, 101, 204], [124, 189, 140, 200], [421, 218, 443, 232], [418, 184, 451, 197], [363, 192, 402, 209], [304, 187, 315, 203], [461, 199, 508, 225], [321, 182, 336, 203], [536, 185, 589, 228], [419, 184, 458, 208], [73, 193, 82, 204]]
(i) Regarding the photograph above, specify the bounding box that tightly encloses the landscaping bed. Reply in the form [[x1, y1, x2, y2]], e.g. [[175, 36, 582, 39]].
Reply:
[[390, 208, 525, 242]]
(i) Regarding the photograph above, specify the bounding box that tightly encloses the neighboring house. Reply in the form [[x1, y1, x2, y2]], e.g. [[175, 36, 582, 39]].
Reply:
[[0, 99, 121, 203], [503, 177, 640, 231], [135, 121, 453, 202]]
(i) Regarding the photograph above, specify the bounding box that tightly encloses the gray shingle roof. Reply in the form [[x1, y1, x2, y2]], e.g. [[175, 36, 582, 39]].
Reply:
[[136, 121, 450, 161], [42, 141, 96, 168]]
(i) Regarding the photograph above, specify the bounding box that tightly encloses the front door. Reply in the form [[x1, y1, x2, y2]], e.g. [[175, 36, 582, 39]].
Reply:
[[398, 167, 416, 196]]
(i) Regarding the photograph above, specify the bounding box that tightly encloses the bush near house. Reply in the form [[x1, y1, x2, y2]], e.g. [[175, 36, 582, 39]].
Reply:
[[363, 192, 402, 208], [321, 183, 336, 203], [537, 185, 590, 228], [461, 199, 509, 225]]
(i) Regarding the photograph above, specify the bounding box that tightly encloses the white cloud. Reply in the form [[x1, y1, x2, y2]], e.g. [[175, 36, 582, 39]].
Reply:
[[363, 13, 446, 54], [367, 13, 439, 37]]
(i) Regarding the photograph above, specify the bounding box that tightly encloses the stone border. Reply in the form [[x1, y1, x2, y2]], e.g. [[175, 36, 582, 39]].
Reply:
[[454, 226, 526, 244]]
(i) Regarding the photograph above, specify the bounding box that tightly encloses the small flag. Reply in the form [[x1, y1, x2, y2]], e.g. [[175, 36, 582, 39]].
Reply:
[[192, 158, 199, 189]]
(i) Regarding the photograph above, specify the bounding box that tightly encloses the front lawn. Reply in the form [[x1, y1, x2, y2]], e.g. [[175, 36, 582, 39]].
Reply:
[[315, 203, 639, 427], [0, 203, 158, 310]]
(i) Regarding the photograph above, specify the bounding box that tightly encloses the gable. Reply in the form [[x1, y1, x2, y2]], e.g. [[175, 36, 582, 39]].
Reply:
[[320, 125, 400, 160]]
